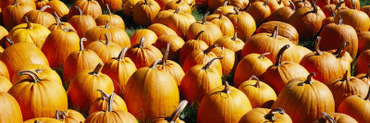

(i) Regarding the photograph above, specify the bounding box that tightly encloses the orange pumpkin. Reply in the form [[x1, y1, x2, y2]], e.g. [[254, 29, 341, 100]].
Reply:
[[126, 37, 163, 68], [206, 12, 235, 37], [187, 12, 223, 46], [155, 0, 172, 9], [179, 31, 208, 64], [148, 23, 178, 37], [227, 7, 256, 41], [131, 29, 158, 46], [89, 89, 127, 115], [337, 87, 370, 123], [327, 41, 353, 74], [267, 1, 295, 22], [156, 43, 185, 85], [358, 31, 370, 53], [356, 49, 370, 74], [164, 0, 192, 13], [153, 35, 185, 61], [20, 5, 55, 27], [152, 100, 188, 123], [229, 0, 249, 10], [67, 0, 102, 19], [11, 64, 62, 85], [0, 92, 23, 122], [322, 7, 336, 27], [355, 64, 369, 86], [315, 112, 357, 123], [239, 108, 292, 123], [133, 0, 160, 26], [214, 31, 244, 53], [0, 76, 12, 92], [255, 21, 299, 45], [210, 46, 236, 75], [246, 0, 271, 26], [334, 5, 370, 32], [361, 5, 370, 17], [122, 0, 140, 17], [55, 109, 85, 123], [67, 6, 97, 38], [95, 4, 125, 29], [213, 1, 235, 16], [84, 21, 130, 48], [24, 117, 62, 123], [0, 26, 9, 48], [2, 0, 35, 30], [0, 0, 35, 12], [86, 34, 122, 63], [48, 12, 75, 31], [44, 0, 70, 18], [97, 0, 122, 12]]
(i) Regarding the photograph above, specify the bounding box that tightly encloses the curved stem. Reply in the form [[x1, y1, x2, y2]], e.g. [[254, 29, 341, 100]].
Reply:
[[342, 70, 349, 81], [203, 44, 218, 54], [350, 0, 356, 9], [13, 0, 18, 5], [304, 73, 316, 84], [25, 17, 31, 29], [34, 120, 40, 123], [105, 20, 109, 29], [79, 38, 87, 51], [203, 57, 223, 70], [365, 86, 370, 101], [265, 108, 285, 122], [151, 59, 162, 69], [202, 11, 210, 25], [39, 5, 50, 12], [97, 89, 109, 100], [329, 7, 335, 17], [274, 45, 290, 66], [176, 0, 181, 4], [258, 52, 270, 59], [271, 26, 279, 39], [289, 1, 295, 11], [249, 75, 261, 88], [53, 11, 62, 26], [232, 31, 237, 41], [117, 47, 128, 61], [337, 15, 343, 25], [89, 63, 104, 76], [314, 36, 322, 55], [139, 37, 145, 48], [106, 4, 112, 15], [223, 1, 229, 7], [195, 30, 204, 40], [144, 0, 148, 4], [106, 93, 115, 112], [234, 7, 240, 14], [312, 1, 318, 13], [223, 81, 230, 94], [338, 41, 349, 58], [335, 1, 345, 10], [6, 37, 14, 45], [104, 34, 110, 45], [55, 110, 61, 120], [162, 42, 170, 65], [174, 8, 180, 14], [19, 70, 41, 83], [264, 0, 270, 6], [321, 112, 336, 123], [169, 100, 188, 122], [75, 6, 83, 15]]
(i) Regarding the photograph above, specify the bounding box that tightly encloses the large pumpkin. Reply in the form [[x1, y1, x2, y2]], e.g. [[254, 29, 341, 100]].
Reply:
[[20, 5, 56, 27], [187, 12, 223, 46], [0, 92, 23, 123], [239, 108, 292, 123], [356, 50, 370, 74], [126, 37, 163, 68], [226, 7, 256, 41], [156, 43, 185, 85], [84, 21, 130, 48], [206, 13, 235, 37], [2, 0, 35, 30], [95, 4, 125, 29], [67, 6, 97, 38], [255, 21, 299, 45], [86, 34, 122, 63], [133, 0, 160, 26], [337, 87, 370, 123], [89, 89, 127, 115], [67, 0, 102, 19]]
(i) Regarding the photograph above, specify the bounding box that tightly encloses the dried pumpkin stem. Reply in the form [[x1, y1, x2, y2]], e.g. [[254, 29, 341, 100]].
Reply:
[[55, 110, 61, 120], [195, 30, 204, 40], [144, 0, 148, 4], [265, 108, 285, 122], [234, 7, 240, 14], [304, 73, 316, 84], [117, 47, 128, 61], [275, 44, 290, 66], [106, 93, 115, 112], [90, 63, 104, 76], [40, 5, 51, 12], [25, 17, 31, 29], [169, 100, 188, 122], [329, 7, 335, 17], [343, 70, 349, 81], [264, 0, 270, 6], [174, 8, 180, 14], [176, 0, 181, 4], [258, 52, 270, 59], [203, 44, 218, 54], [53, 12, 62, 26], [202, 11, 210, 24], [271, 26, 279, 39], [151, 59, 163, 69], [223, 81, 231, 94], [249, 75, 261, 88], [75, 6, 83, 15], [105, 20, 109, 29], [6, 37, 14, 45], [350, 0, 356, 9], [106, 4, 112, 15], [162, 42, 171, 65], [335, 1, 345, 10], [338, 41, 349, 58], [232, 31, 238, 41], [364, 86, 370, 101], [312, 0, 318, 13], [289, 1, 295, 11], [79, 38, 87, 51], [104, 34, 110, 45], [97, 89, 110, 100], [218, 12, 223, 19], [203, 57, 223, 70], [19, 70, 41, 83], [314, 36, 322, 55], [139, 37, 145, 48], [337, 15, 343, 25], [223, 1, 229, 7], [321, 112, 335, 123], [34, 120, 40, 123], [13, 0, 18, 5]]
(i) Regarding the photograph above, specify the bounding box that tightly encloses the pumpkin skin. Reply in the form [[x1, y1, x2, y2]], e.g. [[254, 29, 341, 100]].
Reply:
[[2, 0, 35, 30], [206, 0, 224, 11], [227, 7, 256, 41], [86, 34, 123, 63], [164, 0, 192, 13], [0, 92, 23, 123], [48, 12, 75, 31], [267, 1, 295, 22], [334, 7, 370, 32], [131, 29, 158, 46], [0, 0, 36, 11], [122, 0, 140, 17], [124, 59, 180, 121], [101, 47, 137, 95], [214, 31, 244, 53], [44, 0, 70, 18], [153, 9, 196, 38], [11, 64, 62, 85], [84, 21, 130, 48], [152, 100, 188, 123], [263, 45, 310, 94], [179, 31, 208, 64], [0, 26, 9, 48], [255, 21, 299, 45], [187, 12, 223, 46], [153, 35, 185, 61], [229, 0, 249, 10], [356, 71, 369, 86], [337, 88, 370, 123], [213, 1, 235, 16], [89, 89, 128, 115], [67, 6, 97, 38], [246, 1, 271, 26], [239, 108, 292, 123], [0, 42, 49, 79], [210, 47, 236, 75], [272, 73, 335, 123], [327, 42, 353, 74], [315, 112, 358, 123], [182, 45, 223, 75], [0, 76, 12, 92], [234, 53, 273, 87], [126, 37, 163, 68], [322, 6, 336, 27], [67, 63, 115, 113], [24, 118, 63, 123], [97, 0, 122, 12], [197, 82, 252, 123], [356, 50, 370, 74], [148, 23, 178, 37], [0, 60, 10, 79], [42, 28, 80, 68], [7, 18, 51, 49], [206, 13, 235, 37], [95, 4, 125, 30], [67, 0, 102, 19], [361, 5, 370, 17], [180, 57, 223, 105], [358, 31, 370, 53], [55, 109, 86, 123], [20, 5, 56, 27], [8, 70, 68, 120], [155, 0, 172, 9], [156, 43, 185, 85], [133, 0, 160, 26]]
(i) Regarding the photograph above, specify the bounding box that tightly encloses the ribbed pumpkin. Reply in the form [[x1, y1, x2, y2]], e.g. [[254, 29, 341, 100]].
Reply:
[[95, 4, 125, 29], [239, 108, 292, 123], [0, 41, 49, 79], [97, 0, 122, 12], [126, 37, 163, 68], [334, 5, 370, 32], [227, 7, 256, 41], [234, 53, 273, 87], [355, 66, 369, 86], [148, 23, 178, 37], [156, 43, 185, 85], [344, 0, 360, 10], [2, 0, 35, 30], [153, 8, 196, 38], [296, 45, 312, 62], [179, 31, 208, 64], [42, 28, 79, 68], [55, 110, 85, 123], [358, 31, 370, 53], [263, 45, 310, 93], [164, 0, 192, 13], [182, 45, 223, 75], [11, 64, 62, 85], [337, 87, 370, 123], [89, 89, 127, 115], [206, 13, 235, 37], [86, 34, 122, 63], [133, 0, 160, 26], [8, 70, 68, 120], [124, 59, 179, 121], [356, 49, 370, 74], [155, 0, 172, 9], [214, 31, 244, 53], [131, 29, 158, 46], [210, 47, 236, 75], [187, 12, 223, 46], [300, 37, 344, 83], [272, 73, 335, 123], [153, 35, 185, 61], [327, 41, 353, 74], [20, 5, 55, 27], [213, 1, 235, 16], [84, 21, 130, 48], [44, 0, 70, 18], [0, 0, 35, 11], [48, 12, 75, 31], [67, 0, 102, 19], [0, 76, 12, 92], [67, 63, 115, 113], [180, 57, 223, 104], [121, 0, 140, 17], [0, 92, 23, 123], [101, 47, 137, 95], [85, 94, 138, 123], [229, 0, 249, 10], [255, 21, 299, 45], [197, 82, 252, 123], [246, 0, 271, 26], [24, 117, 62, 123], [267, 1, 295, 22], [7, 17, 51, 48], [67, 6, 97, 38], [0, 60, 10, 79], [315, 112, 358, 123], [63, 38, 103, 82], [152, 100, 188, 123], [238, 75, 277, 108]]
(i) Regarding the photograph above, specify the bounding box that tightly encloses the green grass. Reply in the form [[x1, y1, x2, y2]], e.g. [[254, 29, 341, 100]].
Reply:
[[361, 0, 370, 7]]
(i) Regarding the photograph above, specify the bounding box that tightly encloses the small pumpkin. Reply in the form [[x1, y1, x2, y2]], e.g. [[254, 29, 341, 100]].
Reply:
[[67, 0, 102, 19], [86, 34, 123, 63], [214, 31, 244, 53], [246, 0, 271, 26], [55, 109, 86, 123], [2, 0, 35, 30], [89, 89, 127, 115], [239, 108, 292, 123], [95, 4, 125, 30], [187, 12, 223, 46], [0, 92, 23, 123], [44, 0, 70, 18], [229, 0, 249, 10], [96, 0, 122, 12], [179, 31, 208, 64], [48, 12, 75, 31], [337, 87, 370, 123], [0, 60, 10, 79], [327, 41, 353, 74], [213, 1, 235, 16], [164, 0, 192, 13], [206, 12, 235, 37], [356, 49, 370, 74], [153, 35, 185, 61], [322, 7, 336, 27], [133, 0, 160, 26], [21, 5, 56, 27], [126, 37, 163, 68], [148, 23, 178, 37], [131, 29, 158, 46], [255, 21, 299, 44], [334, 3, 370, 32], [267, 1, 295, 22], [227, 7, 256, 41], [67, 6, 97, 38], [156, 43, 185, 85]]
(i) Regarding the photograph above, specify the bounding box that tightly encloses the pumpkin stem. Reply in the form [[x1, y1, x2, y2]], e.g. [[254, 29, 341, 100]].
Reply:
[[104, 34, 110, 45], [195, 30, 204, 40], [321, 112, 336, 123], [234, 7, 240, 14], [342, 70, 350, 82], [97, 89, 110, 100], [25, 16, 31, 29], [203, 44, 218, 54], [223, 1, 229, 7], [79, 38, 87, 51], [106, 4, 112, 15], [274, 44, 290, 66], [202, 11, 210, 25], [144, 0, 148, 4], [151, 59, 163, 69], [40, 5, 50, 12], [337, 41, 349, 58], [106, 93, 115, 112], [75, 6, 83, 15], [203, 57, 223, 70], [162, 42, 170, 65], [271, 26, 279, 39], [335, 1, 345, 10], [350, 0, 356, 9], [19, 70, 42, 83], [304, 73, 316, 84], [337, 15, 343, 25], [139, 37, 145, 48], [289, 1, 295, 11], [105, 20, 109, 29], [258, 52, 270, 59], [364, 86, 370, 101], [34, 120, 40, 123], [265, 108, 285, 122], [89, 63, 104, 76], [169, 100, 188, 122], [62, 27, 76, 32], [218, 12, 223, 19], [264, 0, 270, 6], [6, 37, 14, 45], [174, 8, 180, 14], [223, 81, 231, 94], [314, 36, 322, 55], [329, 7, 335, 17], [232, 31, 237, 41], [55, 110, 61, 120], [249, 75, 261, 88], [176, 0, 181, 4], [53, 11, 62, 26], [13, 0, 19, 5], [117, 47, 128, 61], [312, 0, 318, 13]]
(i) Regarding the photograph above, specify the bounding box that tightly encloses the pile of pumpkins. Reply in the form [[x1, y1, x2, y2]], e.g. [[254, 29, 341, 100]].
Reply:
[[0, 0, 369, 122]]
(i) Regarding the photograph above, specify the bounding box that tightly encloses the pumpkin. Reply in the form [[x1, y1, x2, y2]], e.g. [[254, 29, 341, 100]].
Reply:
[[126, 37, 163, 68], [55, 110, 85, 123], [165, 0, 192, 13], [97, 0, 122, 12], [300, 37, 344, 83], [187, 12, 223, 46], [48, 12, 75, 31], [327, 41, 352, 74], [255, 21, 299, 44], [124, 59, 179, 121], [86, 34, 122, 63], [7, 17, 51, 48], [214, 31, 244, 53], [322, 7, 336, 27], [84, 21, 130, 48], [272, 73, 335, 123], [267, 1, 295, 22], [197, 82, 252, 123], [0, 26, 8, 48], [67, 0, 102, 20], [67, 63, 115, 113], [210, 47, 236, 75], [156, 43, 185, 85], [361, 5, 370, 17], [239, 108, 292, 123], [85, 93, 138, 123], [0, 76, 12, 92], [213, 1, 235, 16], [334, 5, 370, 32], [179, 31, 208, 64], [89, 89, 127, 115], [183, 0, 195, 10], [36, 0, 48, 9], [263, 45, 310, 93], [0, 92, 22, 123], [296, 45, 312, 62], [42, 28, 79, 68], [148, 23, 178, 37], [356, 49, 370, 74], [355, 65, 369, 86], [0, 40, 49, 79], [44, 0, 70, 18], [155, 0, 172, 9], [0, 60, 10, 79], [255, 0, 284, 12], [131, 29, 158, 46], [133, 0, 160, 26], [152, 100, 188, 123], [238, 75, 277, 108], [344, 0, 359, 10], [234, 53, 273, 87], [8, 70, 68, 120], [315, 112, 358, 123], [227, 7, 256, 41], [229, 0, 249, 10], [2, 0, 35, 30], [95, 4, 125, 30], [153, 35, 185, 61], [11, 64, 62, 85], [206, 12, 235, 37], [207, 0, 224, 11], [153, 8, 196, 38], [63, 38, 103, 82], [337, 87, 370, 123], [122, 0, 140, 17], [358, 31, 370, 53], [20, 5, 55, 27], [195, 0, 207, 7], [0, 0, 35, 12], [67, 6, 97, 38], [24, 118, 62, 123], [246, 0, 271, 26]]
